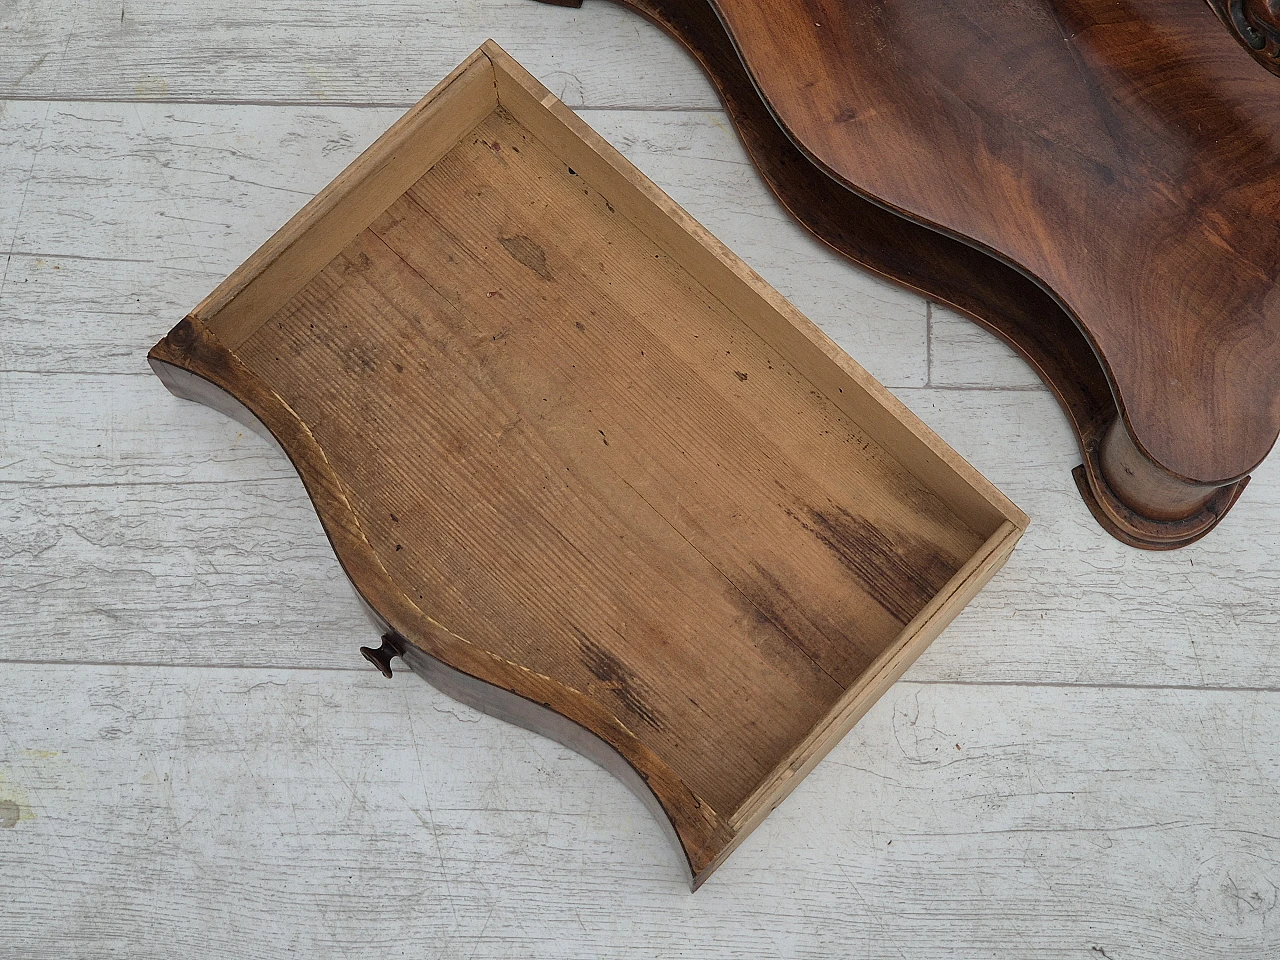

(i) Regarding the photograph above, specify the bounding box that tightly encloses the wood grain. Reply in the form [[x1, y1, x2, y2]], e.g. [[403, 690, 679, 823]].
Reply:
[[0, 664, 1276, 958], [705, 0, 1280, 485], [3, 383, 1277, 688], [0, 102, 928, 387], [1, 1, 1278, 952], [149, 52, 1021, 877], [579, 0, 1280, 547], [0, 0, 717, 109]]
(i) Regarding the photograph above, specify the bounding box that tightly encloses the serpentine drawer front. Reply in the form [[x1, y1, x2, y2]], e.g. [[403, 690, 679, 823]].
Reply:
[[149, 42, 1026, 888]]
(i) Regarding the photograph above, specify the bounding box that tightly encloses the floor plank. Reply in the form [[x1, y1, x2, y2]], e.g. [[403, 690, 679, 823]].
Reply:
[[896, 387, 1280, 686], [928, 303, 1045, 389], [0, 664, 1275, 959], [0, 0, 719, 109], [2, 380, 1277, 689], [0, 102, 928, 387]]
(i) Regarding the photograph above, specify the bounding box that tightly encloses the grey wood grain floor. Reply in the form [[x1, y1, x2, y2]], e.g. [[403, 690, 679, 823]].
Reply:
[[1, 3, 1277, 957]]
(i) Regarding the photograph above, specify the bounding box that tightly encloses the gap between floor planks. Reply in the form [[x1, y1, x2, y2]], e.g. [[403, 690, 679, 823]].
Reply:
[[0, 660, 1276, 695], [0, 95, 716, 112]]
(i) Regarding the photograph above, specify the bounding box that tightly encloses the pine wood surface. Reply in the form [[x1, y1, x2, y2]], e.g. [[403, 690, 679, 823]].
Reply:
[[1, 4, 1278, 957], [146, 49, 1022, 880]]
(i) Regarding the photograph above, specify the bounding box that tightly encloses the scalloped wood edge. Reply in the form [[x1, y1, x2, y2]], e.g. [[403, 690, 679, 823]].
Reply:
[[551, 0, 1257, 549]]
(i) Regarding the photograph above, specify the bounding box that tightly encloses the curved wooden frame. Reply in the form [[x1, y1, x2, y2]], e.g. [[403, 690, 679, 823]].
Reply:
[[149, 43, 1026, 888], [149, 319, 733, 884], [152, 321, 1021, 886], [540, 0, 1280, 548]]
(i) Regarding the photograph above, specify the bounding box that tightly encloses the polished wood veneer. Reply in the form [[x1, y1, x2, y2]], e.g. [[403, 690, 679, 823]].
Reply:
[[543, 0, 1280, 547], [1208, 0, 1280, 74], [149, 43, 1025, 887]]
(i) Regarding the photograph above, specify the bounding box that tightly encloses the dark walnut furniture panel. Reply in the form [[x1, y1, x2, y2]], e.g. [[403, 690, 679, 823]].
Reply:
[[540, 0, 1280, 548], [148, 44, 1026, 888], [1208, 0, 1280, 73]]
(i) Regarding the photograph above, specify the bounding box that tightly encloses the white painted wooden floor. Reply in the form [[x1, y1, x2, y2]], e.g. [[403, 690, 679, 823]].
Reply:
[[2, 3, 1278, 957]]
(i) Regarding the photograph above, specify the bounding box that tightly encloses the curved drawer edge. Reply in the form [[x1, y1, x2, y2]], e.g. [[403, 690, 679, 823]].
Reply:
[[148, 315, 733, 888]]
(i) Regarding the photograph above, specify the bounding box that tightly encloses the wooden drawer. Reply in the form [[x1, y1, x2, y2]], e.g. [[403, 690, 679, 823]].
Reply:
[[149, 41, 1027, 888]]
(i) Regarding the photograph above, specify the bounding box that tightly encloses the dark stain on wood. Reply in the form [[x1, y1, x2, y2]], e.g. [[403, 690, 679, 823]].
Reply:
[[500, 235, 553, 281], [735, 562, 795, 636], [793, 505, 958, 625], [0, 800, 20, 829], [573, 625, 661, 730], [736, 560, 849, 683]]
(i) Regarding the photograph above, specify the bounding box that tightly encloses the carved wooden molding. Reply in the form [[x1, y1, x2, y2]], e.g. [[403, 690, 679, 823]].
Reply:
[[1207, 0, 1280, 74]]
